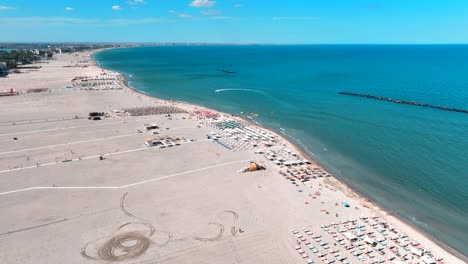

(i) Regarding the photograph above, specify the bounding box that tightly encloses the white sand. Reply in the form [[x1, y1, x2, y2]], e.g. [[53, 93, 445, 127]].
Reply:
[[0, 51, 464, 264]]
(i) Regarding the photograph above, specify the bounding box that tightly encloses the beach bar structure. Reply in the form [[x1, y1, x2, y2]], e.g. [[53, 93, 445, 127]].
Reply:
[[0, 89, 18, 97], [145, 139, 163, 147], [145, 136, 184, 148], [144, 123, 159, 131]]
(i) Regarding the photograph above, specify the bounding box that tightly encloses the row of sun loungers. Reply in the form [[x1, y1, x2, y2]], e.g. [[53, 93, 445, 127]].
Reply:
[[73, 80, 122, 90], [262, 148, 311, 168], [280, 166, 330, 182], [207, 119, 278, 151], [145, 136, 192, 148], [123, 106, 187, 116], [70, 72, 121, 90], [202, 117, 330, 183], [192, 109, 219, 118], [80, 85, 122, 91], [291, 217, 443, 264], [87, 73, 120, 81], [73, 80, 118, 86]]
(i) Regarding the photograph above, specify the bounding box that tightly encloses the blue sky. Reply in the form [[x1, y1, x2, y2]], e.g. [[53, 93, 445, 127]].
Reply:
[[1, 0, 468, 43]]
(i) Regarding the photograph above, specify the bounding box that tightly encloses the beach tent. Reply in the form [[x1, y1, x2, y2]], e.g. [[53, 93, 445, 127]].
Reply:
[[410, 246, 423, 257], [364, 237, 377, 246], [421, 255, 436, 264], [248, 162, 259, 172], [343, 232, 357, 242]]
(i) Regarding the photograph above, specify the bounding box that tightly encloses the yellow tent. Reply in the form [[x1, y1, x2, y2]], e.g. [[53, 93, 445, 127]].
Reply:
[[248, 162, 259, 172]]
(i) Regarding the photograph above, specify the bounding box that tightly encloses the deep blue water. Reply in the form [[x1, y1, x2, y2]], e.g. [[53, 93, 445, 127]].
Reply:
[[95, 45, 468, 256]]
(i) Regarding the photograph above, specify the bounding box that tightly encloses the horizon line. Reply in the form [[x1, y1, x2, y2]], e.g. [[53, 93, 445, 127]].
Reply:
[[2, 42, 468, 45]]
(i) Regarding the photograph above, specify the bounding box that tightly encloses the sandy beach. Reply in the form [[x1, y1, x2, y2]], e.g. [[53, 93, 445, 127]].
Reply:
[[0, 50, 464, 264]]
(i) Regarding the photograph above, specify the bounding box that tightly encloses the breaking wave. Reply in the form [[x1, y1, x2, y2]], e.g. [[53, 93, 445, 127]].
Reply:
[[215, 88, 265, 94]]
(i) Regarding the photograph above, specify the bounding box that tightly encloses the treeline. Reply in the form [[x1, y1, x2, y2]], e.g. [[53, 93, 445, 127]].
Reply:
[[0, 50, 40, 69]]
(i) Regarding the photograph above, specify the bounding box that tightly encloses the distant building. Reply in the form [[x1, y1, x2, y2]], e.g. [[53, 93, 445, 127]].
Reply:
[[61, 47, 76, 53], [0, 62, 7, 72]]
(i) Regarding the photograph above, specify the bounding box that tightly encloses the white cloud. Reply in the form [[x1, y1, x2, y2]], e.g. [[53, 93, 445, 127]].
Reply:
[[233, 4, 243, 8], [209, 16, 232, 20], [169, 10, 193, 19], [178, 13, 193, 18], [190, 0, 216, 8], [201, 9, 221, 16], [0, 16, 163, 26], [109, 18, 162, 24], [0, 17, 99, 24], [272, 16, 320, 21], [65, 7, 74, 12], [0, 6, 15, 10], [128, 0, 145, 5], [112, 5, 121, 11]]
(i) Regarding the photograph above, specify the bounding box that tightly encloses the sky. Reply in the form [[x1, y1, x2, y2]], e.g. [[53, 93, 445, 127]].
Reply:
[[1, 0, 468, 44]]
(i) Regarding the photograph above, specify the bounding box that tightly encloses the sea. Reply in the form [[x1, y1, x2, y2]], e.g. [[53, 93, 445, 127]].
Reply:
[[95, 45, 468, 257]]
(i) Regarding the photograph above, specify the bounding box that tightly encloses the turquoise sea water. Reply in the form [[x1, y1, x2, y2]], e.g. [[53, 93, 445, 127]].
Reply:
[[95, 45, 468, 257]]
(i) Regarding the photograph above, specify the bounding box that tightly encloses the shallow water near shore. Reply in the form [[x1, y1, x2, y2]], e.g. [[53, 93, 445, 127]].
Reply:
[[95, 45, 468, 256]]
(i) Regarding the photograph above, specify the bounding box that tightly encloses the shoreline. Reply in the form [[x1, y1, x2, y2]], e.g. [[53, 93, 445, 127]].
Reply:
[[92, 48, 467, 262], [241, 119, 468, 261], [233, 115, 468, 263]]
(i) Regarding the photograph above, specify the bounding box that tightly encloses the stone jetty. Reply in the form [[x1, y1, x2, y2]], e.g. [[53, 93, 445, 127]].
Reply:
[[339, 91, 468, 114]]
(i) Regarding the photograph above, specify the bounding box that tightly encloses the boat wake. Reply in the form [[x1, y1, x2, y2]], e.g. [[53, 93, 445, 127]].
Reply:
[[215, 88, 265, 94]]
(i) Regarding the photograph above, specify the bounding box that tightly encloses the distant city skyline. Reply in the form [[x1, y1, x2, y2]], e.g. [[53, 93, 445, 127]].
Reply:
[[1, 0, 468, 44]]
